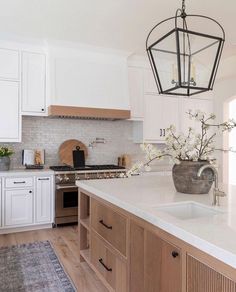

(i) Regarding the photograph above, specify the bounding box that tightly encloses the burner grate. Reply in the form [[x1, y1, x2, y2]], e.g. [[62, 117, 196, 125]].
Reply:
[[50, 164, 126, 172]]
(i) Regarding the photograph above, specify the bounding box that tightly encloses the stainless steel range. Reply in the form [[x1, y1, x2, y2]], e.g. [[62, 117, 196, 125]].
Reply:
[[50, 165, 126, 225]]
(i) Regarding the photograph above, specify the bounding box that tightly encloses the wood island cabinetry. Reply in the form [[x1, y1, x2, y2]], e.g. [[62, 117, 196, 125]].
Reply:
[[130, 221, 182, 292], [78, 188, 236, 292]]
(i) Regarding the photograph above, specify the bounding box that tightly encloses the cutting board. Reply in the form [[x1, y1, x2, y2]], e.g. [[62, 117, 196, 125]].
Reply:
[[59, 139, 88, 166]]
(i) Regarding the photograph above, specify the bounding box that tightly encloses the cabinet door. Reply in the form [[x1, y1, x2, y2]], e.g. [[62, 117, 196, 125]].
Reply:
[[5, 189, 33, 226], [193, 98, 213, 134], [143, 69, 158, 94], [128, 67, 144, 120], [0, 48, 19, 80], [187, 255, 236, 292], [22, 51, 46, 114], [91, 232, 127, 292], [180, 98, 213, 134], [0, 80, 21, 142], [162, 96, 180, 135], [144, 95, 164, 142], [143, 95, 179, 143], [35, 177, 52, 223], [130, 221, 182, 292]]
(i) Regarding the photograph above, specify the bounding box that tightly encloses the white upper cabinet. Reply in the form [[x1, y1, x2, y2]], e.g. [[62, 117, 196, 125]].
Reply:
[[128, 67, 144, 120], [50, 47, 130, 110], [21, 51, 47, 115], [0, 47, 21, 142], [143, 95, 163, 142], [144, 95, 179, 143], [0, 48, 19, 80], [143, 68, 158, 95], [0, 80, 21, 142], [180, 97, 213, 134], [133, 94, 180, 143]]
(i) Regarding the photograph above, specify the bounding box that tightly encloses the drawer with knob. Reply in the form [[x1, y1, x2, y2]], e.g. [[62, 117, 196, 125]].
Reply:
[[91, 199, 127, 256], [5, 177, 33, 188], [91, 232, 127, 291]]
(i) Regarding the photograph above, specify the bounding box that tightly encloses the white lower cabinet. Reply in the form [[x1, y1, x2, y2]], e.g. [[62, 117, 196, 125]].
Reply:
[[5, 189, 33, 226], [0, 173, 53, 232], [35, 177, 51, 223]]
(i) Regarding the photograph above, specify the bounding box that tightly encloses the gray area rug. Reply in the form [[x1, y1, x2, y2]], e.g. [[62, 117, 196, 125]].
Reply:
[[0, 240, 76, 292]]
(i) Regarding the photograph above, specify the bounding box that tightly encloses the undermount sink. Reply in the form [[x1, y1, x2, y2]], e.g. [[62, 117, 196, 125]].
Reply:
[[154, 202, 222, 220]]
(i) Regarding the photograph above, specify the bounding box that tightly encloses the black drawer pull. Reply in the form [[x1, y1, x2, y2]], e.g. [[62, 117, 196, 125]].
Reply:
[[172, 251, 179, 258], [99, 258, 112, 272], [38, 178, 49, 181], [14, 181, 26, 184], [99, 219, 112, 230]]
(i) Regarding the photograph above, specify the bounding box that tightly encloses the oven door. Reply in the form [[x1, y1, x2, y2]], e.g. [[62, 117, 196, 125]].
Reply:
[[55, 185, 78, 218]]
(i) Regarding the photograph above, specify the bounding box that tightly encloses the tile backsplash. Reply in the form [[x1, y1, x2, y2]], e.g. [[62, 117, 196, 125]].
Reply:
[[4, 116, 171, 170]]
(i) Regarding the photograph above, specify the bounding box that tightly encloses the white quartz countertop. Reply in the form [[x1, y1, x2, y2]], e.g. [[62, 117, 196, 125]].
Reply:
[[0, 168, 54, 177], [77, 173, 236, 269]]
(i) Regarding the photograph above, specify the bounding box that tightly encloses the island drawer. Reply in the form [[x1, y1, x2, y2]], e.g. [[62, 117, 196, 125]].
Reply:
[[91, 198, 127, 256], [91, 232, 127, 291], [5, 177, 33, 188]]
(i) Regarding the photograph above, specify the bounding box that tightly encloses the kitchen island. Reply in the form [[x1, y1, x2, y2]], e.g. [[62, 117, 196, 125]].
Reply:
[[77, 173, 236, 292]]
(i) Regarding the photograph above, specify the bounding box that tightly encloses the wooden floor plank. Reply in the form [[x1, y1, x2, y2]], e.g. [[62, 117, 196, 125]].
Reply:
[[0, 226, 108, 292]]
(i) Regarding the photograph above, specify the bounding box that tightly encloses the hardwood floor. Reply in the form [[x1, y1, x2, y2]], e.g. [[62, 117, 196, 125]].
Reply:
[[0, 226, 108, 292]]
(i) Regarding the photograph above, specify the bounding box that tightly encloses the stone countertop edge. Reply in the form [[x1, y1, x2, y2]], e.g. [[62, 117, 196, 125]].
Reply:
[[76, 176, 236, 269], [0, 168, 54, 176]]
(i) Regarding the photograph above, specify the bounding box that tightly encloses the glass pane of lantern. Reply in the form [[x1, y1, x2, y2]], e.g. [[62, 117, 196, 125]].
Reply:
[[149, 29, 179, 93], [178, 29, 221, 90]]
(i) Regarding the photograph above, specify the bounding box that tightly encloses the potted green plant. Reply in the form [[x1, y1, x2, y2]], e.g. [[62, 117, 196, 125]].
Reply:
[[127, 111, 236, 194], [0, 147, 14, 171]]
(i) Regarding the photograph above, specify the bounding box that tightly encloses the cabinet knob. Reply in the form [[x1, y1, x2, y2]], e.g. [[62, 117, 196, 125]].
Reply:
[[160, 129, 163, 137], [29, 190, 32, 194], [41, 108, 45, 112], [172, 251, 179, 258]]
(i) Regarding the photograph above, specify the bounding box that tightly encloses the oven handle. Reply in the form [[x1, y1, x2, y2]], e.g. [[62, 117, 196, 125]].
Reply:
[[56, 185, 78, 190]]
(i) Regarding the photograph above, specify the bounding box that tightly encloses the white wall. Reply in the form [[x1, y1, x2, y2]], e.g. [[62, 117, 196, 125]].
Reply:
[[228, 99, 236, 184], [212, 69, 236, 182]]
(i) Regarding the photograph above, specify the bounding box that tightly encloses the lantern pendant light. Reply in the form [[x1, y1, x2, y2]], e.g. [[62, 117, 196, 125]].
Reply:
[[146, 0, 225, 96]]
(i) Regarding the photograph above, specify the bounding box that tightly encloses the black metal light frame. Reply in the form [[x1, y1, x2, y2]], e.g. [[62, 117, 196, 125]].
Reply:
[[146, 1, 225, 96]]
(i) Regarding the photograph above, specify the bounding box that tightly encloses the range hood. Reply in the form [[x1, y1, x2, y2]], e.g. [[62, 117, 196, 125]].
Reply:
[[48, 105, 131, 120]]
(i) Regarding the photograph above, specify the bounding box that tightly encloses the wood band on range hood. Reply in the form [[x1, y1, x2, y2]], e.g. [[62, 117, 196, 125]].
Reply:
[[48, 105, 131, 120]]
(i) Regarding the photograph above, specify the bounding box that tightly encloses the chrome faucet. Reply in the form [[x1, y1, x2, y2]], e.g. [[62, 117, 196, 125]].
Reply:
[[197, 165, 226, 206]]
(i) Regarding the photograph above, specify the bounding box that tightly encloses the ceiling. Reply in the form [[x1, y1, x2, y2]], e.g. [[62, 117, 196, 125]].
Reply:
[[0, 0, 235, 56]]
